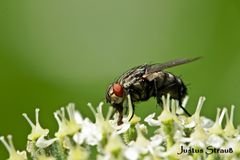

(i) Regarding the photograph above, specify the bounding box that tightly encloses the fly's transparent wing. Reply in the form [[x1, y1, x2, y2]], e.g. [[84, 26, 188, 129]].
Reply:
[[146, 57, 201, 74]]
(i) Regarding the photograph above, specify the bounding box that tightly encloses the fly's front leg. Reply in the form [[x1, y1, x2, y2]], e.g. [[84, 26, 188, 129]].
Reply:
[[113, 103, 124, 125], [117, 109, 123, 125], [126, 94, 135, 122]]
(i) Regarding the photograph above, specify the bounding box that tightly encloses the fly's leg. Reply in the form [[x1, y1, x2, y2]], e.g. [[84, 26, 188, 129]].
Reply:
[[117, 109, 123, 125], [128, 103, 135, 122], [155, 79, 191, 116], [154, 79, 162, 108], [113, 104, 124, 125], [178, 98, 191, 116], [127, 94, 135, 122], [177, 83, 191, 116]]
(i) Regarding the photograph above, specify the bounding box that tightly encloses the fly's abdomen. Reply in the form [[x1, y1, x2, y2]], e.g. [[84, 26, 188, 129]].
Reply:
[[155, 72, 187, 102]]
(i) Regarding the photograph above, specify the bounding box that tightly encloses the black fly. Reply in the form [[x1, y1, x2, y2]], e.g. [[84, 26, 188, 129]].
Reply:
[[106, 57, 201, 125]]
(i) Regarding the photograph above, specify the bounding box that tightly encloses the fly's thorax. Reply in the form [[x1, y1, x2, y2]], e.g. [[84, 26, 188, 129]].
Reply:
[[143, 71, 165, 82], [128, 78, 155, 102]]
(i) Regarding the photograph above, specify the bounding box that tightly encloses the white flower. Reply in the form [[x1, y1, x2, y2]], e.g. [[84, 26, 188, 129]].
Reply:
[[206, 134, 224, 148], [22, 108, 49, 141], [185, 96, 206, 128], [144, 113, 161, 126], [88, 102, 113, 134], [37, 156, 56, 160], [3, 96, 240, 160], [104, 135, 124, 156], [158, 94, 176, 123], [208, 108, 226, 135], [138, 124, 148, 135], [178, 98, 209, 148], [225, 137, 240, 153], [200, 117, 214, 129], [74, 109, 84, 125], [188, 124, 208, 148], [54, 103, 81, 138], [0, 135, 27, 160], [237, 135, 240, 141], [74, 102, 115, 146], [35, 135, 58, 148], [173, 130, 184, 142], [124, 147, 139, 160], [184, 120, 196, 128], [97, 153, 111, 160], [134, 124, 150, 153], [158, 143, 184, 159], [149, 134, 163, 147], [67, 145, 89, 160], [124, 124, 151, 159], [224, 105, 238, 137], [73, 118, 102, 146], [110, 113, 131, 135]]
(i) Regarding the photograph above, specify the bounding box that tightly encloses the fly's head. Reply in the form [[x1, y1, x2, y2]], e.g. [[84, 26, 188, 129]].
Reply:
[[106, 83, 125, 106], [106, 83, 126, 125]]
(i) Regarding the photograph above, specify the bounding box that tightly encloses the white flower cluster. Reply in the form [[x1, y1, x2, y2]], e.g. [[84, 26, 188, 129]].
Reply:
[[1, 95, 240, 160]]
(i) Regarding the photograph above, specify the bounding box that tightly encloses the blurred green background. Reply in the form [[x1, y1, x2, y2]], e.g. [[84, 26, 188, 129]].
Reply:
[[1, 0, 240, 158]]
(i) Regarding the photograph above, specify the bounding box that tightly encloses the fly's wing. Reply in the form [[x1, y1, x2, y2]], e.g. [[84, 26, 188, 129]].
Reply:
[[145, 57, 201, 74], [117, 64, 147, 88], [143, 57, 201, 81], [116, 57, 201, 87]]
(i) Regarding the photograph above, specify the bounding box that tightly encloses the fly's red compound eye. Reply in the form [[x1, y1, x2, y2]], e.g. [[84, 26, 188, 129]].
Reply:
[[113, 83, 123, 97]]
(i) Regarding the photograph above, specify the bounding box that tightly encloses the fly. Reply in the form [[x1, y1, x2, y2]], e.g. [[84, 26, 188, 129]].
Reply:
[[106, 57, 201, 125]]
